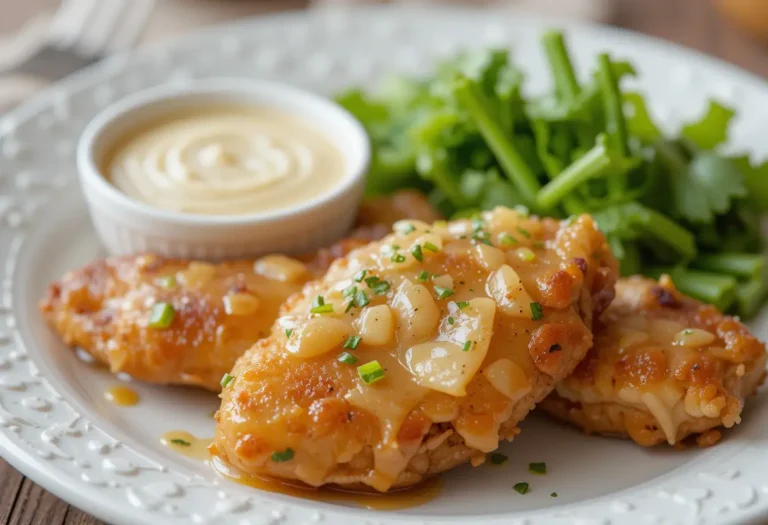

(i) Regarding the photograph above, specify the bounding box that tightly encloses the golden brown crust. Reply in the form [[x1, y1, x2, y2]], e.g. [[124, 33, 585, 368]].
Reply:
[[541, 275, 767, 447], [215, 210, 617, 491], [39, 191, 440, 391]]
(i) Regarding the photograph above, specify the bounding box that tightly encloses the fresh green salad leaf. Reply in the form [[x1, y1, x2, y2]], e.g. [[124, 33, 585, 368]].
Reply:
[[337, 31, 768, 317], [681, 101, 735, 151]]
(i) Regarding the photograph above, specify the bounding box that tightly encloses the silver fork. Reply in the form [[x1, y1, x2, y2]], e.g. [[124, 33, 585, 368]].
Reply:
[[7, 0, 155, 81]]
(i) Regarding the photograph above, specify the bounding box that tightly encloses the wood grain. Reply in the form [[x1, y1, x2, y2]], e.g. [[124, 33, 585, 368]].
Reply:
[[1, 1, 766, 524]]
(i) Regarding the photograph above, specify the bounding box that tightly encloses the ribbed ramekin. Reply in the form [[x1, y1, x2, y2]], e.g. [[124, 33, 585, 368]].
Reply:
[[77, 79, 370, 259]]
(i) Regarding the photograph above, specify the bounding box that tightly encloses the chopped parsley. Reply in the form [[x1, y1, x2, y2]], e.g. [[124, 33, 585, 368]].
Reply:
[[499, 233, 518, 246], [423, 242, 440, 252], [551, 492, 558, 498], [391, 253, 407, 263], [354, 290, 370, 308], [170, 438, 190, 447], [343, 335, 362, 350], [310, 295, 334, 314], [271, 448, 294, 462], [513, 482, 530, 495], [447, 316, 455, 325], [220, 373, 235, 388], [530, 302, 544, 321], [455, 301, 470, 310], [343, 285, 358, 298], [358, 360, 385, 384], [338, 352, 358, 365], [462, 341, 473, 352], [489, 453, 507, 465], [365, 276, 391, 295], [434, 285, 455, 300], [285, 328, 293, 338], [149, 302, 175, 329], [353, 269, 367, 283], [411, 244, 424, 262], [529, 462, 547, 474], [417, 270, 430, 282]]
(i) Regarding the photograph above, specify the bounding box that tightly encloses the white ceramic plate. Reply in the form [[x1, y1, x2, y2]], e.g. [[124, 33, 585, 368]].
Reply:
[[2, 6, 768, 525]]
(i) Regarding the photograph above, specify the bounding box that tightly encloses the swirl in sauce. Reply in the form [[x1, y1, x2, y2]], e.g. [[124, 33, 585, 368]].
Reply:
[[105, 106, 346, 215]]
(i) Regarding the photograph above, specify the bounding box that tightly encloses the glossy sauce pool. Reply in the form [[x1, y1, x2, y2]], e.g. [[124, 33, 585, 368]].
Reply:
[[160, 432, 441, 510], [104, 385, 139, 406]]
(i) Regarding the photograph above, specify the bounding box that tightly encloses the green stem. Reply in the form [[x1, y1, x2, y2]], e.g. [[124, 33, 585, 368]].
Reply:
[[542, 30, 581, 102], [647, 267, 738, 312], [691, 253, 766, 282], [597, 53, 630, 196], [736, 279, 768, 319], [631, 206, 698, 260], [536, 136, 611, 209], [454, 76, 541, 206]]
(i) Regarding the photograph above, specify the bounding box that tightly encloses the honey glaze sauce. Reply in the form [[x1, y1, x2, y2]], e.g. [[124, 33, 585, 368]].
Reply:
[[210, 451, 441, 511], [161, 431, 212, 461], [104, 385, 139, 406]]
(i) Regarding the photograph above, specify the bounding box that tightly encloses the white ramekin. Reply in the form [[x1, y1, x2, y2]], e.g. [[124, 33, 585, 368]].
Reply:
[[77, 79, 370, 259]]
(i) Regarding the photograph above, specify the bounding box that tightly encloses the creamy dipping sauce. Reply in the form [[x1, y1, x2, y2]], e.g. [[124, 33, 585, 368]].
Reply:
[[104, 106, 346, 215]]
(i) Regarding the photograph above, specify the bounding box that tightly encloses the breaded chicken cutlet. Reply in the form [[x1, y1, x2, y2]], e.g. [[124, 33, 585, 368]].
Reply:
[[39, 191, 441, 391], [540, 276, 767, 447], [213, 208, 618, 492]]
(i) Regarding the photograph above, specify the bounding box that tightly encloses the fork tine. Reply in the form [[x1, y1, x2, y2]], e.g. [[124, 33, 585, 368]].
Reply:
[[106, 0, 155, 53], [47, 0, 100, 49], [75, 0, 131, 56]]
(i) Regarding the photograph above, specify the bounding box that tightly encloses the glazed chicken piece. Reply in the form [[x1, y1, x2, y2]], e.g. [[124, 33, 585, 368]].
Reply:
[[39, 191, 441, 391], [214, 208, 617, 492], [540, 276, 767, 448]]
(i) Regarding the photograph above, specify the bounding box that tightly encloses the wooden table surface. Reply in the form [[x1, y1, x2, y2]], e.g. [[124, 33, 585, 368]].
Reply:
[[1, 0, 767, 524]]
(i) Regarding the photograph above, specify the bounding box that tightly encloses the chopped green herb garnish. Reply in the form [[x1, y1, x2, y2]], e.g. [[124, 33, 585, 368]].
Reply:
[[149, 302, 175, 329], [472, 216, 485, 232], [343, 335, 362, 350], [411, 244, 424, 262], [365, 276, 391, 295], [517, 247, 536, 262], [551, 492, 558, 498], [271, 448, 294, 462], [499, 233, 518, 246], [434, 286, 455, 300], [358, 360, 385, 385], [529, 462, 547, 474], [513, 482, 530, 495], [455, 301, 470, 310], [391, 253, 407, 263], [355, 290, 370, 308], [447, 316, 455, 325], [417, 270, 430, 282], [533, 241, 545, 249], [354, 270, 367, 283], [310, 303, 334, 314], [170, 438, 191, 447], [285, 328, 293, 338], [462, 341, 472, 352], [338, 352, 358, 365], [423, 242, 440, 252], [343, 285, 358, 298], [530, 302, 544, 321], [516, 226, 531, 239], [312, 295, 325, 307], [683, 329, 694, 335], [220, 373, 235, 388], [489, 453, 508, 465], [345, 300, 355, 313]]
